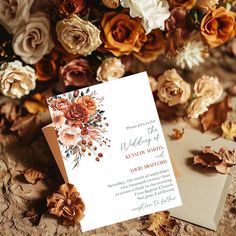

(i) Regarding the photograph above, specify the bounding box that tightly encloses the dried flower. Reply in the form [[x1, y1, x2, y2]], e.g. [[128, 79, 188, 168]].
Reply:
[[120, 0, 170, 33], [195, 0, 219, 13], [200, 7, 236, 48], [176, 40, 207, 69], [102, 0, 120, 9], [194, 75, 223, 105], [56, 14, 102, 56], [187, 97, 209, 119], [221, 121, 236, 141], [96, 57, 125, 82], [101, 11, 146, 56], [57, 0, 86, 16], [149, 76, 158, 92], [47, 183, 85, 225], [157, 69, 191, 106], [134, 29, 166, 63], [60, 58, 94, 87], [169, 0, 196, 10], [0, 60, 36, 99], [12, 12, 54, 64], [171, 128, 184, 140], [22, 168, 47, 184]]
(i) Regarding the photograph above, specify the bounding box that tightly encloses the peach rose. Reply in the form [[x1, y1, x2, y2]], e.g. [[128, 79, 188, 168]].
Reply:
[[101, 11, 147, 56], [157, 69, 191, 106], [76, 96, 96, 114], [200, 7, 236, 48], [58, 125, 81, 146], [133, 29, 166, 63], [168, 0, 196, 10]]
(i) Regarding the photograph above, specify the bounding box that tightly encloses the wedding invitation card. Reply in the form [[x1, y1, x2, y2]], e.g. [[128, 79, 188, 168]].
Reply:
[[45, 72, 182, 231]]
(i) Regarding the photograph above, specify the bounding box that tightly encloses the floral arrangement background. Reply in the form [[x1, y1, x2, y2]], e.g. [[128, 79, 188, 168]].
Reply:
[[0, 0, 236, 234]]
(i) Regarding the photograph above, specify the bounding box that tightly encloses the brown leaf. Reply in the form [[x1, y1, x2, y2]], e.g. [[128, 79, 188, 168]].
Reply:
[[170, 128, 184, 140], [200, 96, 232, 132], [156, 99, 178, 121], [147, 211, 176, 236], [22, 168, 47, 184]]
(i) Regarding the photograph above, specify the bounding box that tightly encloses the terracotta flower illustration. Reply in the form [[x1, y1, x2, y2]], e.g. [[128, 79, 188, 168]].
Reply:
[[48, 88, 110, 167]]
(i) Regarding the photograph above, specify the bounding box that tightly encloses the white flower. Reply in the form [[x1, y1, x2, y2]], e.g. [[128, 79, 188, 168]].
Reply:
[[58, 124, 81, 146], [176, 40, 207, 69], [194, 75, 223, 105], [120, 0, 170, 33], [187, 97, 209, 119], [0, 60, 36, 98], [96, 57, 125, 82], [52, 111, 66, 129], [12, 12, 54, 64], [0, 0, 34, 33]]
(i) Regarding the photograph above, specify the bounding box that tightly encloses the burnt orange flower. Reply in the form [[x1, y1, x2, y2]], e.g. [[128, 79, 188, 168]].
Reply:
[[133, 29, 166, 63], [76, 96, 97, 114], [200, 7, 236, 48], [57, 0, 85, 16], [101, 11, 147, 56], [168, 0, 196, 10], [47, 183, 85, 225]]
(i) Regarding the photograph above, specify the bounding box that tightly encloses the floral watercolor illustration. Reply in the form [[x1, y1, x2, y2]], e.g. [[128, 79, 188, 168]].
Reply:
[[47, 88, 110, 168]]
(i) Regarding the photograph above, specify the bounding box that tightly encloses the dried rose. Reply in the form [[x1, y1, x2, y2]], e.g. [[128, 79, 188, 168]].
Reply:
[[57, 0, 85, 16], [157, 69, 191, 106], [64, 103, 89, 127], [22, 168, 47, 184], [194, 75, 223, 105], [101, 11, 146, 56], [56, 14, 102, 56], [12, 12, 54, 64], [200, 7, 236, 48], [168, 0, 196, 10], [47, 183, 85, 225], [96, 57, 125, 82], [221, 121, 236, 141], [60, 58, 94, 87], [75, 96, 97, 114], [195, 0, 219, 13], [102, 0, 120, 9], [187, 97, 209, 119], [149, 76, 158, 92], [134, 29, 166, 64], [0, 60, 36, 99]]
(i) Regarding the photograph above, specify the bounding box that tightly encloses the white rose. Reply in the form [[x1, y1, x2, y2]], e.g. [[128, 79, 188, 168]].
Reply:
[[187, 97, 209, 119], [120, 0, 170, 33], [12, 12, 54, 64], [96, 57, 125, 82], [194, 75, 223, 105], [0, 60, 36, 98], [0, 0, 34, 33]]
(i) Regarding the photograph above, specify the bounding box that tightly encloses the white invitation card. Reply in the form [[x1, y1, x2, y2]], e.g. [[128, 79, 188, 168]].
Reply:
[[47, 72, 182, 231]]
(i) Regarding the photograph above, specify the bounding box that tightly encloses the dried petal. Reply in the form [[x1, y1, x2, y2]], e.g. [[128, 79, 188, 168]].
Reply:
[[171, 128, 184, 140], [219, 147, 236, 165], [221, 121, 236, 141], [22, 168, 47, 184]]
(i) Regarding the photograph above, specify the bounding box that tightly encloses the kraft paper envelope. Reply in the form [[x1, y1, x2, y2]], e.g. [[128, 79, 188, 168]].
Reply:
[[162, 122, 234, 231]]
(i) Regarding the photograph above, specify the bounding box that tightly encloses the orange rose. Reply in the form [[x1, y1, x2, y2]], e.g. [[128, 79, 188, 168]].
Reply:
[[168, 0, 196, 10], [133, 29, 166, 63], [101, 11, 147, 56], [200, 7, 236, 48], [76, 96, 96, 114]]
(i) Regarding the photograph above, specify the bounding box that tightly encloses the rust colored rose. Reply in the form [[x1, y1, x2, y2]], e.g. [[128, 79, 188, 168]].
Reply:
[[168, 0, 196, 10], [48, 98, 71, 112], [60, 59, 94, 87], [134, 29, 166, 63], [57, 0, 85, 16], [64, 103, 89, 127], [200, 7, 236, 48], [35, 50, 59, 81], [47, 183, 85, 225], [76, 96, 97, 114], [101, 11, 147, 56]]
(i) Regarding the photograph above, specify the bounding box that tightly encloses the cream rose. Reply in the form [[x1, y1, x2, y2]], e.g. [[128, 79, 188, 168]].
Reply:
[[58, 124, 81, 146], [56, 14, 102, 56], [12, 12, 54, 64], [157, 69, 191, 106], [0, 0, 34, 33], [96, 58, 125, 82], [187, 97, 209, 119], [194, 75, 223, 105], [120, 0, 170, 33], [0, 60, 36, 98]]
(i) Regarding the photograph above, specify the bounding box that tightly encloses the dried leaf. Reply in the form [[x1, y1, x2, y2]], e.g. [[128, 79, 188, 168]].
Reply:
[[147, 211, 176, 236], [200, 96, 232, 132], [193, 146, 236, 174], [221, 121, 236, 141], [171, 128, 184, 140], [22, 168, 47, 184], [23, 93, 48, 114]]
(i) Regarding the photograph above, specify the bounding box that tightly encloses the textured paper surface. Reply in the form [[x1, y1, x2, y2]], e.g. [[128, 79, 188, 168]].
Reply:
[[45, 72, 181, 231]]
